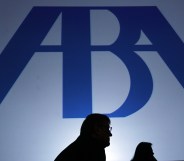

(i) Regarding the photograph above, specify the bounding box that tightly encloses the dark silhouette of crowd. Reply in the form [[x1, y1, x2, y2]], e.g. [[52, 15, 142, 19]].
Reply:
[[54, 113, 158, 161]]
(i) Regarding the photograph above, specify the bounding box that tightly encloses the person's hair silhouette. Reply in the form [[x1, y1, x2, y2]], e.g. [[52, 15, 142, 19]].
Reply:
[[131, 142, 157, 161], [54, 113, 112, 161]]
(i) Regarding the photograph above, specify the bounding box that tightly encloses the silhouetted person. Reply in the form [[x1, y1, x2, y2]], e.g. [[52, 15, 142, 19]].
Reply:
[[54, 113, 112, 161], [131, 142, 157, 161]]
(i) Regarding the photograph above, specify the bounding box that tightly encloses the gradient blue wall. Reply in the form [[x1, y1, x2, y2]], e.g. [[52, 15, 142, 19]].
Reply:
[[0, 1, 184, 161]]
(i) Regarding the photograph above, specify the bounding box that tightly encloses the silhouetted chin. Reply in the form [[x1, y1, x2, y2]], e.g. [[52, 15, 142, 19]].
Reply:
[[104, 141, 110, 148]]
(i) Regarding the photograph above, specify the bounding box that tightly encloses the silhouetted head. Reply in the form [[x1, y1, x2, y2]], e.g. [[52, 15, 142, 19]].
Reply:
[[131, 142, 157, 161], [80, 113, 112, 148]]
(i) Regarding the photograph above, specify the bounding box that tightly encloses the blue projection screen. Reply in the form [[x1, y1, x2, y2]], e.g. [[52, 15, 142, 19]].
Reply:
[[0, 1, 184, 161]]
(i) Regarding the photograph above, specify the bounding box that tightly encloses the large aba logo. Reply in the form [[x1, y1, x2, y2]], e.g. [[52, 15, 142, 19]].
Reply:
[[0, 7, 183, 118]]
